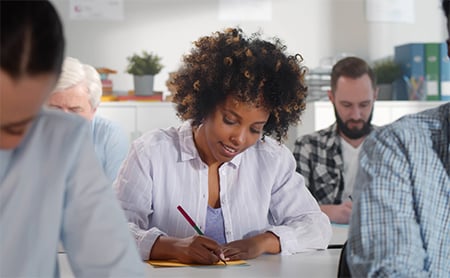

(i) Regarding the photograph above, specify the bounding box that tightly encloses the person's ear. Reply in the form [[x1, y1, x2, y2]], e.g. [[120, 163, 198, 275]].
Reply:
[[327, 90, 335, 103]]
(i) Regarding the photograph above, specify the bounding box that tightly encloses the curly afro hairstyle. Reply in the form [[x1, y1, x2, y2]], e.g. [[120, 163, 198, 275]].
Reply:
[[172, 27, 308, 143]]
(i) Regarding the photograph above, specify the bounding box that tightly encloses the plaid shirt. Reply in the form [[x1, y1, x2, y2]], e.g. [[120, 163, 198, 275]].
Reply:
[[348, 103, 450, 276], [293, 123, 345, 205]]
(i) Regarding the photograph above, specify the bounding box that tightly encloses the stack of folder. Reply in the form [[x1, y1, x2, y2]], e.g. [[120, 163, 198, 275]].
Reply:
[[394, 42, 450, 101]]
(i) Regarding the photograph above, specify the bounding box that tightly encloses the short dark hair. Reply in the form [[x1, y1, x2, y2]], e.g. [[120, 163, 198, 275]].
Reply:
[[0, 1, 65, 79], [330, 56, 376, 93], [172, 28, 308, 143], [444, 0, 449, 20]]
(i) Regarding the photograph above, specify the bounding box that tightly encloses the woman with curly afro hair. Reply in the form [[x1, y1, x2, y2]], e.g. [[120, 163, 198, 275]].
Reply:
[[115, 27, 331, 265]]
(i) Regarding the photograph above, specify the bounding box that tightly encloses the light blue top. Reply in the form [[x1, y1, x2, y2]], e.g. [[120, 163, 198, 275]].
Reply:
[[347, 103, 450, 277], [91, 115, 129, 182], [0, 109, 145, 277], [204, 206, 226, 245]]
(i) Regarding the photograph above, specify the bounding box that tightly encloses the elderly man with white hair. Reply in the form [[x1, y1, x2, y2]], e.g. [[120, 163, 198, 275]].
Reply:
[[48, 57, 129, 182]]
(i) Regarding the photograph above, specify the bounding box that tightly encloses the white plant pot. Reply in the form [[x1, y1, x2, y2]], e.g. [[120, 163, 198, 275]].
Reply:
[[133, 75, 154, 96]]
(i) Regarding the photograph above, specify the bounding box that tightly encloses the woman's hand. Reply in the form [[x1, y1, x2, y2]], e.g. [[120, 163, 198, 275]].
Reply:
[[222, 232, 280, 260], [150, 235, 224, 265]]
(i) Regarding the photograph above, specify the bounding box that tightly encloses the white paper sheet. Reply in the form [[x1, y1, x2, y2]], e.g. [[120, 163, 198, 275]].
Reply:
[[218, 0, 272, 21], [366, 0, 415, 23], [69, 0, 124, 21]]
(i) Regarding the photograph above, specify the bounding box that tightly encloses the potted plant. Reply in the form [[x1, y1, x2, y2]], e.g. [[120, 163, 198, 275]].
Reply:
[[372, 57, 401, 100], [126, 51, 163, 96]]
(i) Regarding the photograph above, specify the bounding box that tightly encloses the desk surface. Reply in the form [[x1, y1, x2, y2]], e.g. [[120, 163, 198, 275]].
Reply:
[[59, 249, 341, 278], [329, 224, 348, 247], [59, 226, 346, 277]]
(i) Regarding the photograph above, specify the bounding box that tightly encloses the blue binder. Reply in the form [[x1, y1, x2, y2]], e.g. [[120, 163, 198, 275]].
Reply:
[[394, 43, 425, 100]]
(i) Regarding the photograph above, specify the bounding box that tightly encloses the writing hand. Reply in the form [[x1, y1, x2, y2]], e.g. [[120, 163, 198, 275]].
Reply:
[[151, 235, 224, 265], [321, 201, 352, 224]]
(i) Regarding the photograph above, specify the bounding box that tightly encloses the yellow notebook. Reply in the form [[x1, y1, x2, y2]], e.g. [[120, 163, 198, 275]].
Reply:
[[147, 259, 247, 267]]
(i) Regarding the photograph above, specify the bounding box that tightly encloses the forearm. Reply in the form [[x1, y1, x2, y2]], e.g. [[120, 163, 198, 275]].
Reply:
[[257, 232, 281, 254], [150, 236, 179, 260], [128, 223, 165, 260], [269, 212, 331, 254], [320, 204, 334, 216], [320, 203, 352, 224], [223, 232, 281, 260]]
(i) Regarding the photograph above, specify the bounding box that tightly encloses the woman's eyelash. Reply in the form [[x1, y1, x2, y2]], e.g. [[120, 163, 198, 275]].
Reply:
[[250, 128, 261, 134], [223, 115, 262, 134], [223, 117, 234, 124]]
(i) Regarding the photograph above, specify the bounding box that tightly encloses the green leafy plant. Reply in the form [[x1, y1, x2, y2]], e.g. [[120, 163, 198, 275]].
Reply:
[[372, 58, 402, 84], [126, 51, 163, 76]]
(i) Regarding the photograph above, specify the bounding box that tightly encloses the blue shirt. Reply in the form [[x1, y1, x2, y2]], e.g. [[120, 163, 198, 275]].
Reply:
[[0, 109, 145, 277], [347, 103, 450, 277], [91, 115, 129, 182]]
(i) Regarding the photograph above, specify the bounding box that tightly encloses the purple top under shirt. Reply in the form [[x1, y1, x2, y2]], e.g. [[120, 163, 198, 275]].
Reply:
[[204, 206, 226, 245]]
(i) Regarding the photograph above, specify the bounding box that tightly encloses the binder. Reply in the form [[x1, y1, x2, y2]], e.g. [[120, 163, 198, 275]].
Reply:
[[394, 43, 425, 100], [440, 42, 450, 100], [424, 43, 440, 100]]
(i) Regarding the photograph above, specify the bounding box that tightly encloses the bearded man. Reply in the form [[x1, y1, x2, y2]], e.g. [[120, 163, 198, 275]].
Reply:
[[293, 56, 378, 224]]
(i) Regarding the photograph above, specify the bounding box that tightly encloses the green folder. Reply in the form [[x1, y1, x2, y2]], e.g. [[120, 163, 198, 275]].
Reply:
[[424, 43, 441, 100]]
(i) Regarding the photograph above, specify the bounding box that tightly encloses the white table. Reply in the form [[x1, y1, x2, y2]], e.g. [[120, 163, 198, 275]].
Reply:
[[59, 249, 341, 278], [329, 224, 349, 248], [59, 225, 348, 277]]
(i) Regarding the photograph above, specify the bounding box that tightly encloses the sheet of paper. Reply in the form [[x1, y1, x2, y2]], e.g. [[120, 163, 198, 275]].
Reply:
[[218, 0, 272, 21], [148, 259, 248, 267], [366, 0, 414, 23], [69, 0, 124, 21]]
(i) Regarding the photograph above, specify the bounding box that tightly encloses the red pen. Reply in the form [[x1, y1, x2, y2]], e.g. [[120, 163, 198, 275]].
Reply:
[[177, 205, 227, 265]]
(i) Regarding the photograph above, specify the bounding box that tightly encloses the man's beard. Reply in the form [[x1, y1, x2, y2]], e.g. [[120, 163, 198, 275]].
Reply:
[[334, 106, 373, 140]]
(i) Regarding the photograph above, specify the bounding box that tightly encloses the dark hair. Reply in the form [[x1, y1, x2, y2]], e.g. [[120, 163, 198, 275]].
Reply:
[[331, 56, 376, 93], [0, 1, 65, 79], [444, 0, 450, 21], [172, 28, 308, 143]]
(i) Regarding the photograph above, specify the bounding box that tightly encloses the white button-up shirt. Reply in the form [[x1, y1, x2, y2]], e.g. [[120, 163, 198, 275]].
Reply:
[[114, 121, 331, 260]]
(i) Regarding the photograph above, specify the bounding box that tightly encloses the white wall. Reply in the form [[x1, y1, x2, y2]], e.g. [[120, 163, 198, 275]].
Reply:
[[51, 0, 447, 94]]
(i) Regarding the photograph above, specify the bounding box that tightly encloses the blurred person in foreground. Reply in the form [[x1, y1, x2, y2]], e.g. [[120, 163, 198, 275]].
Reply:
[[347, 1, 450, 276], [0, 1, 145, 277]]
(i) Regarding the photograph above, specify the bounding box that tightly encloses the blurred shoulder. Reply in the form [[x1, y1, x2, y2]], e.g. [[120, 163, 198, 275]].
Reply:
[[365, 103, 450, 153], [39, 108, 88, 132]]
